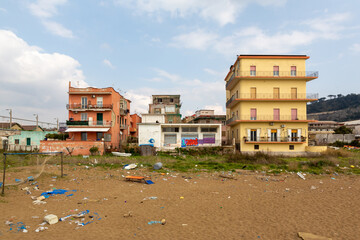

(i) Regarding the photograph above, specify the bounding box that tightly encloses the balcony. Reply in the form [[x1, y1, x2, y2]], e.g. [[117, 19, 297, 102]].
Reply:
[[66, 120, 112, 127], [130, 127, 137, 132], [244, 136, 306, 143], [226, 93, 318, 107], [226, 71, 319, 90], [226, 115, 314, 125], [67, 103, 113, 111], [120, 124, 128, 130], [120, 108, 129, 116]]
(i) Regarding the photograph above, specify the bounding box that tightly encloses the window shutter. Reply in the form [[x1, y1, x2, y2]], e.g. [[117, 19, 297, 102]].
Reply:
[[277, 129, 281, 142], [298, 128, 302, 142], [288, 129, 291, 142], [247, 129, 250, 138], [267, 129, 271, 141]]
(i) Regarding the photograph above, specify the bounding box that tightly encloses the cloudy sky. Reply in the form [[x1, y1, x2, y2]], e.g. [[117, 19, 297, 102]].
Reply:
[[1, 0, 360, 124]]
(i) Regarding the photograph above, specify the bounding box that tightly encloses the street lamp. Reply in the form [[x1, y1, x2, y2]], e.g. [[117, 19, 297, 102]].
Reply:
[[54, 118, 59, 131], [33, 114, 38, 128]]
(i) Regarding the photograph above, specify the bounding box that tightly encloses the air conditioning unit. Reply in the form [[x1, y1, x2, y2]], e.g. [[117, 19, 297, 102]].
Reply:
[[92, 95, 96, 98], [269, 122, 274, 126], [74, 111, 78, 114], [280, 124, 285, 128]]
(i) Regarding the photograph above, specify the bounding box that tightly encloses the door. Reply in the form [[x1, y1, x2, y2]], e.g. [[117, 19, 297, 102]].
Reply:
[[97, 97, 103, 107], [81, 97, 88, 109], [250, 87, 256, 99], [250, 129, 257, 141], [26, 138, 31, 146], [291, 88, 297, 99], [271, 129, 277, 142], [250, 108, 257, 120], [291, 109, 298, 120], [97, 113, 103, 125], [273, 87, 279, 99], [273, 108, 280, 120], [81, 132, 87, 141]]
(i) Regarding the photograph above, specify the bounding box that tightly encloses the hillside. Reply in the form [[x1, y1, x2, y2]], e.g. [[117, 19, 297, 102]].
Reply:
[[307, 93, 360, 122]]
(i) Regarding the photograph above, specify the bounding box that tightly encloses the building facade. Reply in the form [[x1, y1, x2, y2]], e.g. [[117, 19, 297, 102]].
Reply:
[[129, 114, 142, 138], [65, 82, 131, 151], [149, 95, 181, 123], [225, 55, 318, 154], [138, 123, 222, 150]]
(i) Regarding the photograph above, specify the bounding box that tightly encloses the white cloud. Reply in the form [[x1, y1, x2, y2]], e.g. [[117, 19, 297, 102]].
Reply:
[[28, 0, 74, 38], [0, 30, 87, 122], [171, 29, 217, 50], [204, 104, 225, 115], [103, 59, 115, 69], [171, 12, 353, 55], [126, 68, 225, 117], [0, 7, 7, 13], [350, 43, 360, 53], [42, 20, 74, 38], [114, 0, 286, 26], [29, 0, 67, 18]]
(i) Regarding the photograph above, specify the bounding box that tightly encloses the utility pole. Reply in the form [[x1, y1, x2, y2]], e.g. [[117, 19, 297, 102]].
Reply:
[[55, 118, 59, 130], [6, 109, 12, 128], [34, 114, 38, 128]]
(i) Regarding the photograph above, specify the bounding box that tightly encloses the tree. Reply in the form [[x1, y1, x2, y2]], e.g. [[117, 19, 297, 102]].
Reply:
[[334, 126, 353, 134]]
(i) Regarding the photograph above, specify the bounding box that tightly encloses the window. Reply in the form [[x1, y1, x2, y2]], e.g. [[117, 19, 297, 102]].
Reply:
[[81, 113, 88, 121], [154, 108, 161, 114], [250, 66, 256, 76], [164, 134, 177, 145], [273, 87, 280, 99], [291, 108, 298, 120], [15, 139, 19, 144], [250, 108, 257, 120], [291, 66, 296, 76], [291, 129, 298, 141], [270, 129, 277, 142], [201, 127, 217, 132], [289, 145, 294, 150], [81, 97, 88, 109], [170, 98, 174, 102], [97, 97, 103, 107], [182, 127, 198, 132], [250, 129, 257, 141], [165, 106, 175, 113], [162, 127, 179, 132], [96, 132, 104, 141], [254, 145, 259, 150], [273, 108, 280, 121], [26, 138, 31, 146], [273, 66, 279, 76], [81, 132, 87, 141], [157, 98, 162, 103], [104, 133, 111, 142], [250, 87, 256, 99]]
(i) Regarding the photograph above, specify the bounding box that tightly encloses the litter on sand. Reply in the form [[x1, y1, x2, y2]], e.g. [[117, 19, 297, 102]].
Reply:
[[123, 163, 137, 170], [297, 172, 306, 180]]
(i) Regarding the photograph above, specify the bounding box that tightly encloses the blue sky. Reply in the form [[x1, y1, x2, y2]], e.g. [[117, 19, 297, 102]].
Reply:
[[0, 0, 360, 124]]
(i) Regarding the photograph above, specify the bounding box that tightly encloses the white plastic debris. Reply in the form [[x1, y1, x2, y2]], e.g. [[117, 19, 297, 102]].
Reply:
[[44, 214, 58, 225], [297, 172, 306, 180]]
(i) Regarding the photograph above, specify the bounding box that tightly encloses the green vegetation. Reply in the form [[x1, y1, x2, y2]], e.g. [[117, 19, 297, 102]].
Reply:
[[89, 146, 99, 155], [334, 126, 353, 134], [45, 132, 69, 140], [1, 147, 360, 175]]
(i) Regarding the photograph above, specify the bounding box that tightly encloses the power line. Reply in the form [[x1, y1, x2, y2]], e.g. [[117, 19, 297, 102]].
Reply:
[[0, 115, 56, 126]]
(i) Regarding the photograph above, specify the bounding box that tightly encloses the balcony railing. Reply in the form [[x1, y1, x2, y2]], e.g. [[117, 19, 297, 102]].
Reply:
[[244, 136, 306, 143], [66, 120, 112, 127], [226, 93, 318, 106], [130, 127, 137, 132], [226, 71, 318, 89], [67, 103, 113, 110], [120, 124, 128, 130], [226, 115, 308, 125], [120, 108, 129, 116]]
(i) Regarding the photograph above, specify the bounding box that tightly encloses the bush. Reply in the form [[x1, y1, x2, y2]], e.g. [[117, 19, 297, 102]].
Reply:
[[176, 147, 224, 156], [322, 148, 353, 158], [123, 145, 140, 156], [89, 146, 99, 155], [45, 133, 69, 140], [226, 152, 286, 165]]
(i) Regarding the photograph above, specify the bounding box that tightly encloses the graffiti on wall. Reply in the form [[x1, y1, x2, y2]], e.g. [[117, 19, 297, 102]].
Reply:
[[181, 138, 215, 147]]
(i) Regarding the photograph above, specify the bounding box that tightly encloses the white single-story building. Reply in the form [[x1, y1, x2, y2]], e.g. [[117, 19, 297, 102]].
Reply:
[[138, 123, 222, 150]]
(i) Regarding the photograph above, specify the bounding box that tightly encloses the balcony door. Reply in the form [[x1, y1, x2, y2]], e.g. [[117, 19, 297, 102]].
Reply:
[[250, 87, 256, 99], [81, 97, 88, 109], [291, 108, 298, 120], [291, 88, 297, 99], [97, 97, 103, 108], [273, 108, 280, 120], [273, 87, 279, 99], [250, 108, 257, 120], [97, 113, 103, 125]]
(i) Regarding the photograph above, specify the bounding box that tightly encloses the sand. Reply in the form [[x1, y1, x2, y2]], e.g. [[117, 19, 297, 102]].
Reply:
[[0, 164, 359, 240]]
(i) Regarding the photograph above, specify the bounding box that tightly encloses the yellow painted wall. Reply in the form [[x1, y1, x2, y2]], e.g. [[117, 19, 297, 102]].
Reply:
[[237, 102, 307, 117], [237, 58, 306, 73], [305, 146, 328, 153]]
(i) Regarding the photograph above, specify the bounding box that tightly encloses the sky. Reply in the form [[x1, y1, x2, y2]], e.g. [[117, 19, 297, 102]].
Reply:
[[0, 0, 360, 125]]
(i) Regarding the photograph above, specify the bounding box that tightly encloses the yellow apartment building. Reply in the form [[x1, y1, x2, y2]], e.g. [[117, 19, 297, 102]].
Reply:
[[225, 55, 318, 154]]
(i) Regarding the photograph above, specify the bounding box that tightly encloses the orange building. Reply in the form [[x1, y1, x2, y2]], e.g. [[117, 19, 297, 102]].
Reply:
[[66, 82, 131, 151], [130, 114, 142, 138]]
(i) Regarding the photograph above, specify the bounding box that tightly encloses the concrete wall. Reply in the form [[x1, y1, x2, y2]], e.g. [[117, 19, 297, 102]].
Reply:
[[305, 146, 328, 153], [314, 134, 355, 145], [142, 114, 165, 124], [138, 124, 161, 148], [40, 140, 104, 155]]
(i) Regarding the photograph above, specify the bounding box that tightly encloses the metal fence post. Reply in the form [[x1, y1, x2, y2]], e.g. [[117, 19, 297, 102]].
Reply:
[[61, 152, 63, 178], [2, 154, 6, 195]]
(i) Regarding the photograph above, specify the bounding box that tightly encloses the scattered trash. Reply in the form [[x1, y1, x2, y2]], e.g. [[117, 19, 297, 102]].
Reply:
[[15, 178, 22, 183], [297, 172, 306, 180], [153, 162, 163, 170], [219, 174, 237, 180], [124, 163, 137, 170], [66, 194, 74, 197], [27, 176, 34, 181], [41, 189, 76, 198], [180, 196, 184, 200], [145, 180, 154, 184], [298, 232, 331, 240], [7, 221, 27, 232], [182, 224, 188, 226], [33, 200, 47, 205], [310, 186, 317, 190], [331, 177, 336, 180], [350, 165, 355, 168], [112, 152, 132, 157], [44, 214, 58, 225], [123, 212, 132, 218], [148, 219, 166, 225], [285, 188, 290, 192]]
